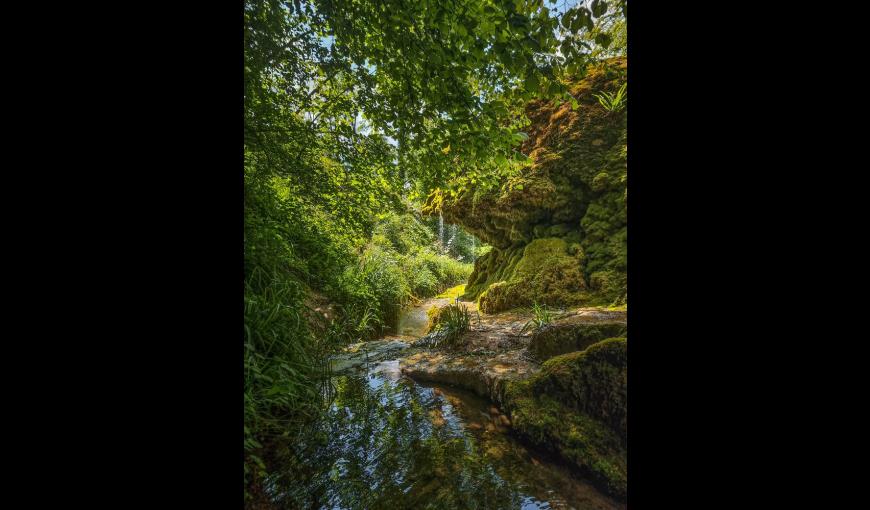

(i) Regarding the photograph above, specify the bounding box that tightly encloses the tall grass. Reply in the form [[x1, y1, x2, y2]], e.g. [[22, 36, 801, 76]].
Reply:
[[243, 199, 473, 501], [520, 301, 554, 334], [423, 303, 471, 349]]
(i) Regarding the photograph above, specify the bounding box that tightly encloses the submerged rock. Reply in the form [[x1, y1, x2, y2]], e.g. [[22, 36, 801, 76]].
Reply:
[[330, 338, 411, 374]]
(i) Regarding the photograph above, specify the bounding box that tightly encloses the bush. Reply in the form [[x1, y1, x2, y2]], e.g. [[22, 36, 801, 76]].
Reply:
[[244, 186, 474, 498]]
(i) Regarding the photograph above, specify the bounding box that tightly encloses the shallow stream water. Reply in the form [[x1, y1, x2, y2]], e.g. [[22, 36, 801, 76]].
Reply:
[[263, 300, 624, 510]]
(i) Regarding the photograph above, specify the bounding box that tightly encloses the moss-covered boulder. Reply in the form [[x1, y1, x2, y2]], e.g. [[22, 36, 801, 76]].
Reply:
[[529, 321, 627, 361], [426, 305, 444, 332], [504, 338, 628, 499], [476, 238, 591, 314], [424, 57, 627, 310]]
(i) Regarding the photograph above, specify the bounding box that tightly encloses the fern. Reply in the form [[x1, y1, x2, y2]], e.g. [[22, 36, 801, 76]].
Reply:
[[593, 82, 627, 112]]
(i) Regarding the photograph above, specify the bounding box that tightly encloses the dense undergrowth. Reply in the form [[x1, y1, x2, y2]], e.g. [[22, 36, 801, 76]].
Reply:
[[244, 169, 476, 497]]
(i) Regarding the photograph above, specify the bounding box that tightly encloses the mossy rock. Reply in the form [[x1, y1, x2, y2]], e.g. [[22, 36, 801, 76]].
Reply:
[[423, 57, 627, 308], [426, 305, 458, 333], [532, 338, 627, 440], [507, 393, 626, 499], [529, 321, 627, 361], [476, 238, 589, 314], [504, 338, 627, 499], [426, 305, 441, 332]]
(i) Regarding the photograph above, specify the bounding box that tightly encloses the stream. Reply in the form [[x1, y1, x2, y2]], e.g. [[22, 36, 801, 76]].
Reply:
[[262, 299, 624, 510]]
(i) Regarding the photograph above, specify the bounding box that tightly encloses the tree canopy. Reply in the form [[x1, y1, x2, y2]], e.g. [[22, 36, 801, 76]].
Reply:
[[245, 0, 626, 200]]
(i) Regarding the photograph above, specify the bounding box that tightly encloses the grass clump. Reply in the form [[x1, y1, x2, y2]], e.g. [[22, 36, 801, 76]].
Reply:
[[422, 303, 471, 349], [520, 301, 554, 334], [593, 82, 627, 112]]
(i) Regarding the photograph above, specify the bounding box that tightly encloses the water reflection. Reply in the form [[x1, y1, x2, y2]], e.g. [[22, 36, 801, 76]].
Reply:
[[265, 362, 623, 510]]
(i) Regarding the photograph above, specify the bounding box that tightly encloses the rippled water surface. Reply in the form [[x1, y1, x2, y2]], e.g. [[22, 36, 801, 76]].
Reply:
[[264, 304, 624, 510]]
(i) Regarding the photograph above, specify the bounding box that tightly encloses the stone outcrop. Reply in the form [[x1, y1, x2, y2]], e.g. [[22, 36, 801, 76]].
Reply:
[[529, 315, 627, 361], [505, 337, 628, 499], [401, 303, 628, 500], [424, 57, 627, 312]]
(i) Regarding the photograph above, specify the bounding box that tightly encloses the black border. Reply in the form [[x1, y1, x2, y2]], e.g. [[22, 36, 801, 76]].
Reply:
[[34, 0, 794, 506]]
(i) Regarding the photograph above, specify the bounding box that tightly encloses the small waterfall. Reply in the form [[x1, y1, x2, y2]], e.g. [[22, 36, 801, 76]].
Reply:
[[438, 213, 445, 249]]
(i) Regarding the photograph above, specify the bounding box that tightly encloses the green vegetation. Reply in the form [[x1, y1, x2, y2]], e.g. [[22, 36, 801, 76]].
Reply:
[[423, 303, 471, 349], [505, 337, 628, 499], [244, 0, 626, 503], [520, 301, 555, 334], [593, 82, 627, 112], [426, 57, 628, 311], [435, 283, 466, 301]]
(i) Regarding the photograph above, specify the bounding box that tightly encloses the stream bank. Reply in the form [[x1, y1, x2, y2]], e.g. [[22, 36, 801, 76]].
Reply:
[[264, 298, 624, 509], [401, 299, 628, 499]]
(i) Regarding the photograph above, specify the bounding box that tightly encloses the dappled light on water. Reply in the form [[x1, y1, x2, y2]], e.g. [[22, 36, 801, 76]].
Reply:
[[264, 342, 623, 509]]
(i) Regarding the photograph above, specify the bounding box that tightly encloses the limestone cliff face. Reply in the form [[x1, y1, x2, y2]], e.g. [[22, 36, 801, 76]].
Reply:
[[424, 57, 627, 312]]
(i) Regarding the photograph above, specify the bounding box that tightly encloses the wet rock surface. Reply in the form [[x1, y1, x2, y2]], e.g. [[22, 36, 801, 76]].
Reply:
[[400, 301, 628, 500], [330, 338, 413, 374], [528, 313, 627, 362], [314, 299, 625, 509], [402, 304, 626, 398]]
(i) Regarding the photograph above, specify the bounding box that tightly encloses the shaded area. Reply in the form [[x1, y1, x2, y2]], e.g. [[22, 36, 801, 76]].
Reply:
[[261, 300, 624, 509], [401, 303, 629, 499], [263, 360, 623, 510]]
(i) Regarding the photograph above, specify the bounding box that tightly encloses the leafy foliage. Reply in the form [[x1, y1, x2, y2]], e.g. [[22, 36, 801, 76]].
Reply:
[[593, 82, 627, 112], [243, 0, 626, 500]]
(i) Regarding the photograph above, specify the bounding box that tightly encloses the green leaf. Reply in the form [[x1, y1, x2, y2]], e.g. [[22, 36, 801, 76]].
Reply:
[[561, 11, 574, 30], [591, 0, 608, 18], [524, 72, 539, 93], [595, 33, 612, 49]]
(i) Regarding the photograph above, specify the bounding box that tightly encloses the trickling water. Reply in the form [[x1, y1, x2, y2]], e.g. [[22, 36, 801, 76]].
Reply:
[[438, 212, 445, 249], [264, 301, 624, 510], [447, 223, 457, 252]]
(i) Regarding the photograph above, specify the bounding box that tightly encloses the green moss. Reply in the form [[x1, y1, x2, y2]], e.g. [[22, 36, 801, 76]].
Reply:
[[529, 322, 627, 361], [536, 338, 627, 439], [426, 305, 448, 332], [462, 244, 526, 301], [507, 393, 626, 499], [503, 338, 627, 499], [423, 57, 627, 310], [477, 238, 590, 314], [436, 284, 466, 300]]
